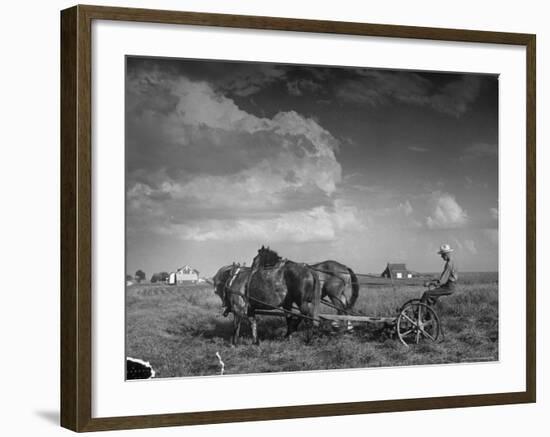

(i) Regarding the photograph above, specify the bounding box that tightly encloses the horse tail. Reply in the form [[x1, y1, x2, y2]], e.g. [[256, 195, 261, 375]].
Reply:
[[346, 267, 359, 311]]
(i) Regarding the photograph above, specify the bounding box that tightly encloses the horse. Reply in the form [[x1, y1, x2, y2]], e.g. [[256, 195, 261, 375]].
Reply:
[[247, 246, 321, 343], [308, 260, 359, 331], [212, 263, 253, 345]]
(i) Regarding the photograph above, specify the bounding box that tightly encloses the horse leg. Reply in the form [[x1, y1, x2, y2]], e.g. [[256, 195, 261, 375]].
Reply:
[[329, 295, 344, 330], [330, 293, 354, 332], [249, 315, 259, 345], [299, 302, 315, 344], [283, 299, 301, 338], [285, 316, 301, 338], [231, 315, 241, 346], [246, 306, 259, 345], [340, 293, 354, 332], [341, 282, 355, 332]]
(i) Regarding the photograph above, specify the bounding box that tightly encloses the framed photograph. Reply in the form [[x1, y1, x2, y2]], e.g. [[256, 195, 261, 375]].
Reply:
[[60, 5, 536, 432]]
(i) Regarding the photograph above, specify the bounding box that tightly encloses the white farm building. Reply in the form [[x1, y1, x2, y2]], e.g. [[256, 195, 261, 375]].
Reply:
[[169, 265, 200, 284]]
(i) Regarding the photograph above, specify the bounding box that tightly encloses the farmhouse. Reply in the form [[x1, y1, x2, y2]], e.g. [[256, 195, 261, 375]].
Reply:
[[169, 265, 200, 284], [381, 263, 413, 279]]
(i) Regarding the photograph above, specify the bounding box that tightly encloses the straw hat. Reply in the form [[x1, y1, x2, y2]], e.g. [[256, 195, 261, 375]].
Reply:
[[437, 243, 454, 254]]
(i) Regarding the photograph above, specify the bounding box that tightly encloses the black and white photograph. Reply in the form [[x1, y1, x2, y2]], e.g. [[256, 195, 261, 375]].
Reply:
[[125, 56, 499, 379]]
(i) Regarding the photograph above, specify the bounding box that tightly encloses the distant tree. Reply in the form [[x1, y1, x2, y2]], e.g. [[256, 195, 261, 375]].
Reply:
[[150, 272, 169, 283], [135, 270, 146, 283], [158, 272, 169, 282]]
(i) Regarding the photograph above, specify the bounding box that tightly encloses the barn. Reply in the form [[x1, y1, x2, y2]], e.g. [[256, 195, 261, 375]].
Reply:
[[381, 263, 413, 279], [174, 265, 200, 284]]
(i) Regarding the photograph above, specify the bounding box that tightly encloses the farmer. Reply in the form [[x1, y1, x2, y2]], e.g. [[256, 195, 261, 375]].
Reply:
[[421, 243, 458, 306]]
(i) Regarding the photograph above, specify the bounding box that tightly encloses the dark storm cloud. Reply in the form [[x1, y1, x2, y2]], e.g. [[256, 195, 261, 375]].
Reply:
[[127, 57, 491, 118], [335, 70, 484, 117], [286, 78, 323, 96], [127, 57, 289, 97], [218, 64, 287, 96]]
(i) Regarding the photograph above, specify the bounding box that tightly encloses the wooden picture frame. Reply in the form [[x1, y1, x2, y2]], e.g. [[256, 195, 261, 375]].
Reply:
[[60, 4, 536, 432]]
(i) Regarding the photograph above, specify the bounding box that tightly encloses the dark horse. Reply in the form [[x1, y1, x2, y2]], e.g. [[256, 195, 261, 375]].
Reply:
[[308, 260, 359, 330], [247, 246, 321, 343], [212, 263, 252, 345], [213, 248, 320, 345]]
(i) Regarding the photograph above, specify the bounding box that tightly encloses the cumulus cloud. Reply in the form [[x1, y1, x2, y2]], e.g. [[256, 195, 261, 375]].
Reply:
[[127, 72, 341, 178], [165, 203, 365, 243], [126, 69, 352, 243], [426, 192, 469, 229], [128, 171, 365, 243]]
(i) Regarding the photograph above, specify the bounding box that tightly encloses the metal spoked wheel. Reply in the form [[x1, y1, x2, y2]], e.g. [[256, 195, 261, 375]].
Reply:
[[396, 301, 440, 347]]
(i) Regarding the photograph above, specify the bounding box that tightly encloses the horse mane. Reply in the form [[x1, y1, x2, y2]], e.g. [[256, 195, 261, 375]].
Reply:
[[256, 246, 282, 268]]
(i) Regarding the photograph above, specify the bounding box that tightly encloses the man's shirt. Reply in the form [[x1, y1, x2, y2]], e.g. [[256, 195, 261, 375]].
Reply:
[[439, 258, 458, 285]]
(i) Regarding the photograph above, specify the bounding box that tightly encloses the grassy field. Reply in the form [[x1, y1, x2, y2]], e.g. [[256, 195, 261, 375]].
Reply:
[[126, 272, 498, 378]]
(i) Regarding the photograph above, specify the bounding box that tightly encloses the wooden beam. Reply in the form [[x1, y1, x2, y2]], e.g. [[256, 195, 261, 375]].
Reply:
[[319, 314, 396, 323], [254, 309, 287, 317]]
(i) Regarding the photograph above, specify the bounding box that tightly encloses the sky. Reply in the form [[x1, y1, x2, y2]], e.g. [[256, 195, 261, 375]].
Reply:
[[125, 56, 499, 278]]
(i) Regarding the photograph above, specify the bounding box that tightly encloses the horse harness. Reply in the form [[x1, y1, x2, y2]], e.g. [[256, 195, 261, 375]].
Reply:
[[220, 262, 320, 323], [223, 262, 349, 303], [221, 261, 360, 324]]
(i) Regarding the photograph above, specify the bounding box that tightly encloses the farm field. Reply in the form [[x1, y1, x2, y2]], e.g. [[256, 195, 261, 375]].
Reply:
[[126, 272, 498, 378]]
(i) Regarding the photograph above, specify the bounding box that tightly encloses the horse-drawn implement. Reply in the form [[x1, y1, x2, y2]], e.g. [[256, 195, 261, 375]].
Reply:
[[253, 294, 441, 347], [213, 247, 442, 348]]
